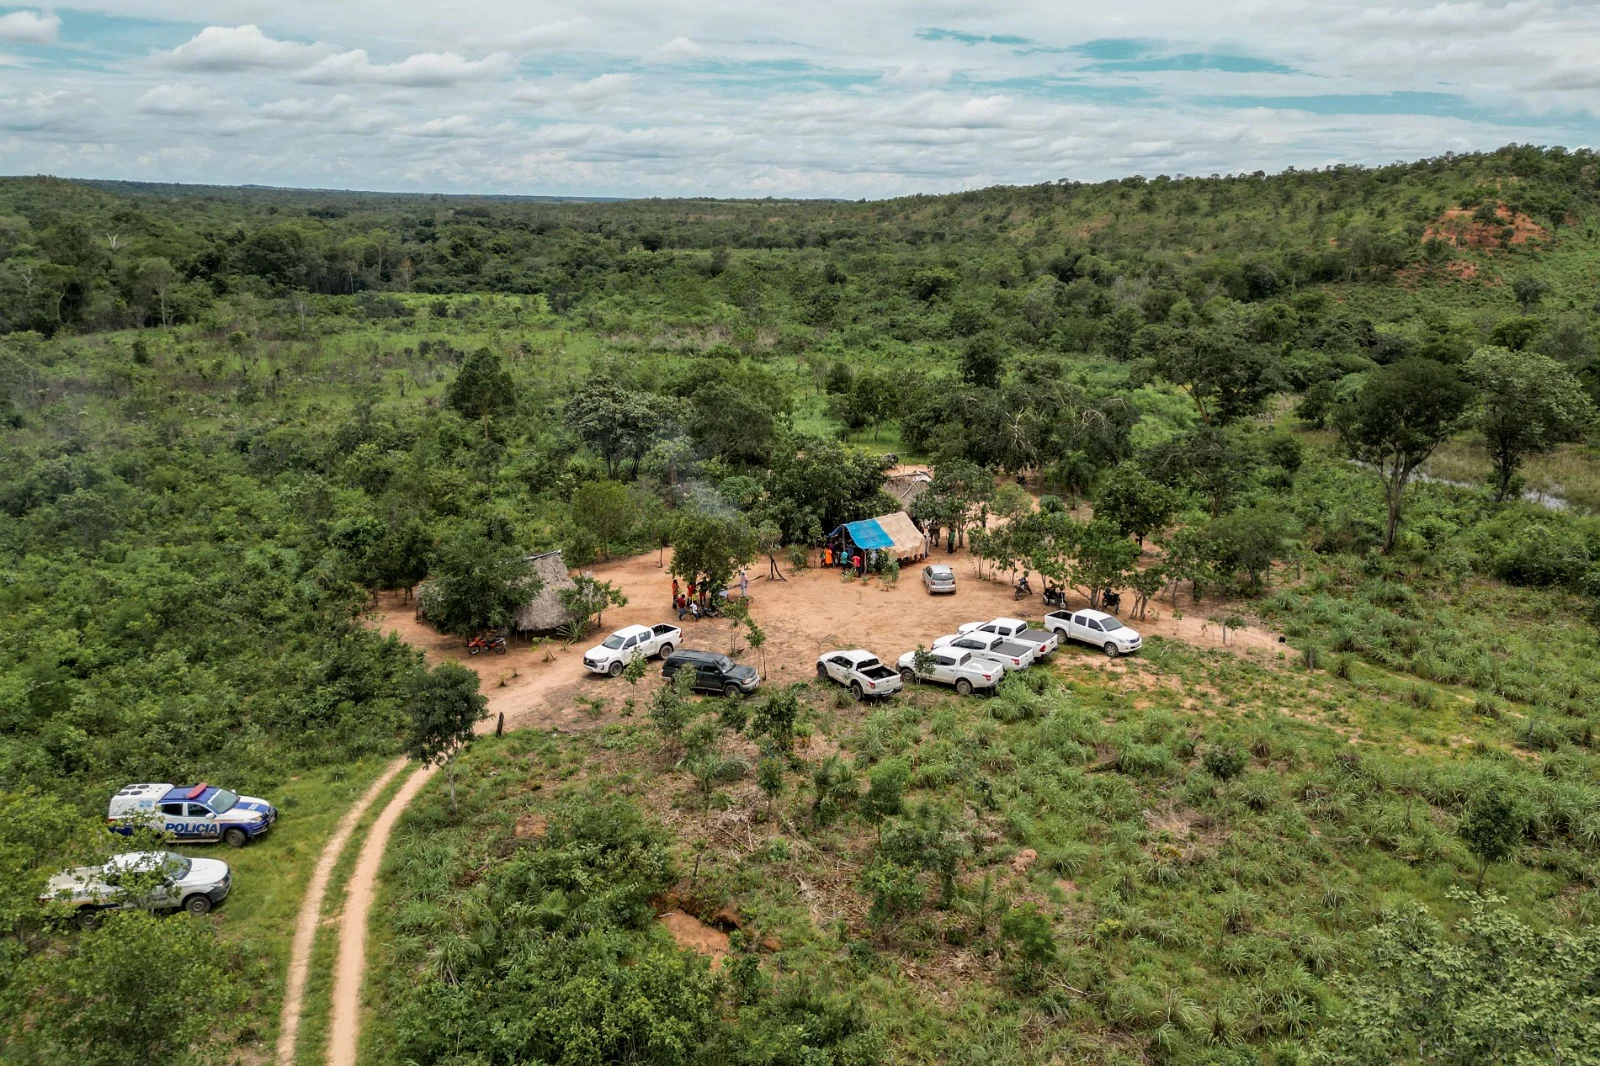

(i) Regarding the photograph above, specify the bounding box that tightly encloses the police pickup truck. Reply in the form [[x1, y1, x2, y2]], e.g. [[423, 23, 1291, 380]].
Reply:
[[583, 623, 682, 677], [956, 617, 1059, 658], [815, 649, 904, 700], [108, 783, 278, 847], [40, 850, 232, 927]]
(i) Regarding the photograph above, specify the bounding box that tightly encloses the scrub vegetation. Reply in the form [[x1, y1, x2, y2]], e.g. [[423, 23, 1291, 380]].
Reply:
[[4, 143, 1600, 1063]]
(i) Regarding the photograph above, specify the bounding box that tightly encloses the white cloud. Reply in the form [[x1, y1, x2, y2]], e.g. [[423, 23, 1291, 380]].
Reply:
[[135, 84, 231, 116], [512, 73, 635, 106], [4, 0, 1598, 196], [257, 94, 355, 120], [299, 48, 512, 86], [882, 63, 952, 88], [160, 25, 330, 71], [0, 9, 58, 45], [506, 18, 589, 50], [647, 37, 703, 63]]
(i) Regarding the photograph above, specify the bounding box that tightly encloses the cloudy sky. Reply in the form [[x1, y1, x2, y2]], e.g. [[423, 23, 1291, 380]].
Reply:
[[0, 2, 1596, 198]]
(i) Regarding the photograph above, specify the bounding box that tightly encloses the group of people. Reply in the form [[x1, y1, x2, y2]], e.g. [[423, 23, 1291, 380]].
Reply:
[[821, 541, 876, 577], [671, 570, 749, 612]]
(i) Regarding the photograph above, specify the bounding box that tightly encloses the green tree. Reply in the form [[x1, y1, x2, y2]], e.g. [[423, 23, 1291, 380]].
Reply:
[[1068, 518, 1139, 608], [1464, 346, 1595, 501], [563, 378, 667, 479], [1335, 358, 1474, 552], [571, 480, 636, 559], [1153, 308, 1278, 425], [1312, 895, 1599, 1064], [1488, 316, 1544, 352], [1204, 507, 1295, 591], [750, 685, 801, 757], [10, 911, 242, 1066], [756, 755, 785, 817], [1459, 791, 1525, 893], [669, 507, 757, 599], [1511, 275, 1550, 314], [417, 526, 536, 636], [1094, 462, 1178, 546], [446, 347, 516, 438], [558, 574, 627, 631], [130, 257, 178, 327], [863, 758, 910, 831], [404, 661, 488, 813]]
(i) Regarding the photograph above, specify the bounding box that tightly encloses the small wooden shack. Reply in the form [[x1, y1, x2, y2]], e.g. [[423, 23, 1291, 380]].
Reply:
[[513, 550, 577, 634]]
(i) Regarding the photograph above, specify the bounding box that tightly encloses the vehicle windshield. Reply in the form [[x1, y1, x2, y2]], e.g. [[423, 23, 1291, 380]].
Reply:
[[931, 568, 952, 578], [208, 789, 239, 813], [602, 634, 626, 649], [717, 657, 736, 672], [163, 855, 193, 879], [1100, 618, 1125, 632]]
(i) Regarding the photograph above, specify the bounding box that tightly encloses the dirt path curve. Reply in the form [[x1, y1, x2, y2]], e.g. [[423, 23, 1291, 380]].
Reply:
[[274, 757, 407, 1066], [325, 762, 437, 1066]]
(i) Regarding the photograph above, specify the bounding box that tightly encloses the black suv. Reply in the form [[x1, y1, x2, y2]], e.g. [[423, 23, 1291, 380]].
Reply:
[[661, 650, 760, 697]]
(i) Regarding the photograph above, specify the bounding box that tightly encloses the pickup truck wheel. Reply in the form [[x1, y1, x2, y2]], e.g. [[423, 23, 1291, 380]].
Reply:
[[223, 827, 249, 848], [75, 907, 104, 930], [183, 895, 213, 916], [850, 681, 864, 701], [1103, 642, 1119, 659], [658, 643, 673, 658], [608, 661, 624, 678], [900, 667, 916, 685], [816, 662, 828, 678], [723, 683, 741, 699], [955, 678, 974, 696], [1052, 627, 1068, 641]]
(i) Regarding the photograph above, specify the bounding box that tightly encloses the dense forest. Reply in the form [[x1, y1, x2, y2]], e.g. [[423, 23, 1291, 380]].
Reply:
[[4, 144, 1600, 1065]]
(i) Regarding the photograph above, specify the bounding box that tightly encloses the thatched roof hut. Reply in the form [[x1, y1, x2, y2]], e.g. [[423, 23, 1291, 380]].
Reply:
[[514, 550, 577, 633]]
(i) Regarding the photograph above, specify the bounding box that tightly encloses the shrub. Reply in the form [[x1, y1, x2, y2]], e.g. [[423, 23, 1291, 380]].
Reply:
[[1203, 744, 1249, 781]]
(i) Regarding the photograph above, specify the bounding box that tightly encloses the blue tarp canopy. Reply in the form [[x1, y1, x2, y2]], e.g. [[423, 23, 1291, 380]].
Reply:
[[829, 517, 894, 550], [827, 511, 925, 558]]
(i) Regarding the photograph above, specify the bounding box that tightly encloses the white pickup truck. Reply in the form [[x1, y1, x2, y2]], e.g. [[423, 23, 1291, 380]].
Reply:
[[933, 631, 1036, 672], [1044, 608, 1143, 658], [896, 647, 1000, 695], [816, 650, 904, 700], [40, 851, 232, 927], [583, 623, 682, 676], [957, 617, 1059, 658]]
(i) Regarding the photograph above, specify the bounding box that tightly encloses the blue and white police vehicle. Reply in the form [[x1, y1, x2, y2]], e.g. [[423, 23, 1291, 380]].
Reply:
[[108, 782, 278, 848]]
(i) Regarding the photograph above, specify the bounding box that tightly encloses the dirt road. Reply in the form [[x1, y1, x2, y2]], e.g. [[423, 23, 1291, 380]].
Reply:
[[274, 758, 407, 1066], [325, 762, 437, 1066]]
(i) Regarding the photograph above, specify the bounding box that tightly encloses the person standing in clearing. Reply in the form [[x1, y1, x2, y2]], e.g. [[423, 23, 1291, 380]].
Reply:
[[739, 569, 750, 600], [671, 577, 680, 609], [853, 551, 864, 578], [822, 544, 833, 568]]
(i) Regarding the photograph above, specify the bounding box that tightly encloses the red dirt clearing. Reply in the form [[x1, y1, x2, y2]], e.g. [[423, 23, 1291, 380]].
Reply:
[[370, 545, 1284, 733]]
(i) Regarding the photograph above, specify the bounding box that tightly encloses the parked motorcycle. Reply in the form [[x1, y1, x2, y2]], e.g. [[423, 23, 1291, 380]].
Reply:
[[1042, 586, 1067, 609], [1013, 574, 1033, 600], [1101, 591, 1122, 614], [468, 633, 508, 655]]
